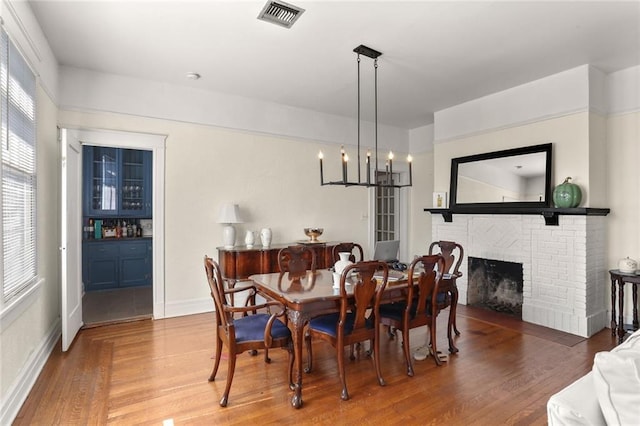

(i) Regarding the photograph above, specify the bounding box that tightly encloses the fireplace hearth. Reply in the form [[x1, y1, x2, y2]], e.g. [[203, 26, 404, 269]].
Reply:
[[467, 257, 523, 318]]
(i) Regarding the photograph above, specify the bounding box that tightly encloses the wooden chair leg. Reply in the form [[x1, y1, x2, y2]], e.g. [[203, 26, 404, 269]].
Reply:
[[304, 330, 313, 373], [401, 328, 414, 377], [338, 344, 349, 400], [264, 348, 271, 363], [220, 351, 236, 407], [209, 336, 223, 381], [430, 323, 443, 366], [447, 315, 458, 354], [373, 330, 386, 386]]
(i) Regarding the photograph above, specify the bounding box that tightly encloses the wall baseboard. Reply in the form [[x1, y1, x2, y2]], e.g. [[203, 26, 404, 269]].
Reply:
[[0, 318, 61, 425], [164, 297, 213, 319]]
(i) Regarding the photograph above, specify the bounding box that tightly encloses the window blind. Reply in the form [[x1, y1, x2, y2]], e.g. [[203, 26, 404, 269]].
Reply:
[[1, 28, 37, 302]]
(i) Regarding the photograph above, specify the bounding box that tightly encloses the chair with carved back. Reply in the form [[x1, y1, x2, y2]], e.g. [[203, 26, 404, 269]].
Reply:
[[428, 240, 464, 344], [204, 256, 293, 407], [331, 242, 364, 263], [278, 245, 317, 276], [304, 260, 390, 400], [379, 255, 446, 373]]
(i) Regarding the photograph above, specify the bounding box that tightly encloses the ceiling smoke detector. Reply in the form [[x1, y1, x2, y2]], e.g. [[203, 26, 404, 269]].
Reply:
[[257, 1, 305, 29]]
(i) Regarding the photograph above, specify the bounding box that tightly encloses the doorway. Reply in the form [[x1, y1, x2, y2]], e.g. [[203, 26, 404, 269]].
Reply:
[[81, 145, 154, 326], [61, 128, 166, 345]]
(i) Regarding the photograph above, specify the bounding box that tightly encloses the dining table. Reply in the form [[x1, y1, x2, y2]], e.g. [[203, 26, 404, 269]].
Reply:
[[250, 268, 460, 408]]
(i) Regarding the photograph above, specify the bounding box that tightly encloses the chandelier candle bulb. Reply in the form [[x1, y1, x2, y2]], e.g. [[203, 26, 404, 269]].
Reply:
[[318, 151, 324, 184], [366, 151, 371, 185], [407, 155, 413, 186], [388, 151, 394, 176], [343, 153, 348, 182]]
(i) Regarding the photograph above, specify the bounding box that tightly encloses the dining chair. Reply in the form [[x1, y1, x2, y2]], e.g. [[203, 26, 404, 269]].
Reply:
[[204, 256, 293, 407], [278, 245, 317, 276], [304, 260, 390, 400], [428, 240, 464, 337], [331, 242, 364, 263], [379, 254, 446, 374]]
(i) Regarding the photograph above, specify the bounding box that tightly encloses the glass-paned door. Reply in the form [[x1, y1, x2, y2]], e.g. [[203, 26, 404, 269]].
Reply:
[[375, 171, 399, 242], [88, 146, 118, 215], [121, 149, 145, 214]]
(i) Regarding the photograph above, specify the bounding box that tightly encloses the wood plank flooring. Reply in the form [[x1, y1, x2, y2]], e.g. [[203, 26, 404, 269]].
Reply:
[[14, 308, 616, 425]]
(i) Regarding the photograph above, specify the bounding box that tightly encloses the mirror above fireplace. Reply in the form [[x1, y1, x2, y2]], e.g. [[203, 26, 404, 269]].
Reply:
[[450, 143, 552, 209]]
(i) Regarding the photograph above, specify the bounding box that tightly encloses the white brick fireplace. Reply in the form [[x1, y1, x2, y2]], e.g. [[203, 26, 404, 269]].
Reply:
[[431, 214, 608, 337]]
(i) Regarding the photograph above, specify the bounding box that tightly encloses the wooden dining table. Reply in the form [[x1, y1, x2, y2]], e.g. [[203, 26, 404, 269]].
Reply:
[[250, 268, 460, 408]]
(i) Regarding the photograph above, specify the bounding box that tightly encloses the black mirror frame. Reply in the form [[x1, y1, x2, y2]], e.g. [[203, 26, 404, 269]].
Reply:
[[449, 143, 553, 210]]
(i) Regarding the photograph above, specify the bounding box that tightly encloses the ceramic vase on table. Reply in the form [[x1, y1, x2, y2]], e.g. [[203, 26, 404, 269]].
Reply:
[[260, 228, 272, 247], [244, 230, 255, 248]]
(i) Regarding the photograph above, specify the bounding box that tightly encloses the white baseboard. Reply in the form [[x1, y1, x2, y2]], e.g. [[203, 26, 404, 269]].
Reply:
[[0, 318, 61, 425], [163, 297, 213, 318]]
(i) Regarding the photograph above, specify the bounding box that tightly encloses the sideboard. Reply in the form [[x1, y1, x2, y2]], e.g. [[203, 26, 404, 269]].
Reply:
[[217, 242, 340, 285]]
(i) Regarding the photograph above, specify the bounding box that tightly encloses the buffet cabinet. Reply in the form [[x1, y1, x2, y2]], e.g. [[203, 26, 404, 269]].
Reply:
[[83, 239, 152, 291], [217, 242, 339, 283]]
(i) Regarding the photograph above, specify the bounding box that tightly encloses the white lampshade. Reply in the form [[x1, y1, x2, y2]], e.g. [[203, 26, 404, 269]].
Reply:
[[217, 203, 243, 248], [217, 203, 243, 224]]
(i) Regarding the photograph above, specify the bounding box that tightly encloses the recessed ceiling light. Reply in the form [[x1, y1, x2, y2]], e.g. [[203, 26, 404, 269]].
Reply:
[[186, 72, 201, 80]]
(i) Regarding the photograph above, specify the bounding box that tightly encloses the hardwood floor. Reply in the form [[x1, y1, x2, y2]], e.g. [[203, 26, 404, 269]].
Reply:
[[14, 307, 616, 425]]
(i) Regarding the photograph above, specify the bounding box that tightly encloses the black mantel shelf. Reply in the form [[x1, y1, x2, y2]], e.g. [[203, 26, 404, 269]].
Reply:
[[423, 207, 610, 226]]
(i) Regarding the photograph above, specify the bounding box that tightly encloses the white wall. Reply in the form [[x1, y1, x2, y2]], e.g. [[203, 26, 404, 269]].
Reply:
[[408, 124, 435, 257]]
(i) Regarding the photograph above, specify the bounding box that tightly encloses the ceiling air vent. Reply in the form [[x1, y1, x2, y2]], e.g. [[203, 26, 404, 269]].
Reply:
[[257, 1, 305, 29]]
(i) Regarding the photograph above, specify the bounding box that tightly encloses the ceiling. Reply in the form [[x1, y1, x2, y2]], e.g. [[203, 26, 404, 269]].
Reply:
[[28, 1, 640, 129]]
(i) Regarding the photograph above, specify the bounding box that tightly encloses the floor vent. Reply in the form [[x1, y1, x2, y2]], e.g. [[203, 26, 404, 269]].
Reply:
[[257, 1, 305, 29]]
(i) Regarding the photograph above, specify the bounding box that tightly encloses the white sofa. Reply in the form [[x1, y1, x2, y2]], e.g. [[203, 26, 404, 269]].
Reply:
[[547, 328, 640, 425]]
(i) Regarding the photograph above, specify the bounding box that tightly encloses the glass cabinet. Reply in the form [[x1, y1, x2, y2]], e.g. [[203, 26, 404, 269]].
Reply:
[[86, 146, 118, 215], [83, 146, 152, 217], [121, 149, 150, 216]]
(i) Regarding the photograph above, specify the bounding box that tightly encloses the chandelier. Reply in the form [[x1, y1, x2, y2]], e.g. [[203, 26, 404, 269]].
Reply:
[[318, 45, 412, 189]]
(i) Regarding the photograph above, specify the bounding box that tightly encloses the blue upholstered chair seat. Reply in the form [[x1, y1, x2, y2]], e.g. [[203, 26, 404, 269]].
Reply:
[[379, 293, 448, 322], [234, 314, 290, 343], [308, 312, 374, 337]]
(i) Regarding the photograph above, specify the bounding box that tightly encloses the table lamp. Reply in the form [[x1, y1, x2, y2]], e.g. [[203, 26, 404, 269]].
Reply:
[[217, 203, 243, 248]]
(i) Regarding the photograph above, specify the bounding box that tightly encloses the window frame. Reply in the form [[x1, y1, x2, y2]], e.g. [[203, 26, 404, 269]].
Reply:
[[0, 26, 39, 314]]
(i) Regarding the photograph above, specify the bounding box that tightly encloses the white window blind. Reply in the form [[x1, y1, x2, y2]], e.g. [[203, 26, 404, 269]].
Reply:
[[1, 28, 37, 302]]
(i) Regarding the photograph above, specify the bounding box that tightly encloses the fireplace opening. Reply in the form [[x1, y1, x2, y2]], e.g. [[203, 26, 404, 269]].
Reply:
[[467, 257, 523, 318]]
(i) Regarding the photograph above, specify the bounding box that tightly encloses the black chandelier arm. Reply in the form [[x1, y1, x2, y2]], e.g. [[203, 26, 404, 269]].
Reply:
[[320, 180, 412, 189]]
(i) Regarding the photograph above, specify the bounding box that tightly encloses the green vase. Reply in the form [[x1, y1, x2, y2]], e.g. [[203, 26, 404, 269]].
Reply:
[[552, 177, 582, 208]]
